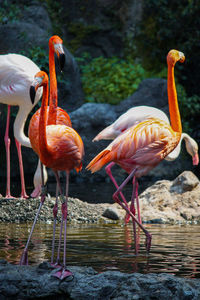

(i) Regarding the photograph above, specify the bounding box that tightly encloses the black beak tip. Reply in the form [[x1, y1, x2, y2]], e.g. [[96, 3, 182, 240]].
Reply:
[[30, 86, 36, 104], [59, 53, 65, 71]]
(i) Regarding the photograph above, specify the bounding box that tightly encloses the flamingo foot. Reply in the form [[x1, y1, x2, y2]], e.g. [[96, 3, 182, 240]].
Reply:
[[20, 249, 28, 266], [51, 260, 62, 269], [52, 267, 73, 280], [5, 194, 17, 199], [31, 185, 41, 198], [20, 192, 29, 199]]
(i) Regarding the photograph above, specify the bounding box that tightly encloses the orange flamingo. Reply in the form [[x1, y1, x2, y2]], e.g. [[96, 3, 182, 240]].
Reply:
[[29, 36, 72, 266], [87, 49, 185, 251], [20, 71, 84, 280], [30, 35, 71, 197]]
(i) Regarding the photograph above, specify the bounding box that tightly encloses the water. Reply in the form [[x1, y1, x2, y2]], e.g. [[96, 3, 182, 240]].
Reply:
[[0, 222, 200, 278]]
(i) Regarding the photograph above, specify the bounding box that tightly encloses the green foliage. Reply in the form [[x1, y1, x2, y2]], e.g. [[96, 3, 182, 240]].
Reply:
[[134, 0, 200, 97], [0, 1, 22, 23], [78, 54, 151, 104], [39, 0, 63, 36], [68, 23, 100, 53], [177, 84, 200, 133]]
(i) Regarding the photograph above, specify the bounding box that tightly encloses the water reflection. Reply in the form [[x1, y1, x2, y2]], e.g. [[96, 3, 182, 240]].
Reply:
[[0, 222, 200, 278]]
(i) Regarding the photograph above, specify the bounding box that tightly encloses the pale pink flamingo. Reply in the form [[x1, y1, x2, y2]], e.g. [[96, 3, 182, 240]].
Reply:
[[0, 53, 43, 198], [87, 50, 185, 251], [20, 71, 84, 280], [93, 72, 198, 226]]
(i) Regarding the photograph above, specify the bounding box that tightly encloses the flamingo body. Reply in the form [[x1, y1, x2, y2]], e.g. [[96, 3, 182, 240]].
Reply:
[[93, 105, 199, 165], [28, 106, 72, 155], [88, 118, 181, 177], [38, 124, 83, 171]]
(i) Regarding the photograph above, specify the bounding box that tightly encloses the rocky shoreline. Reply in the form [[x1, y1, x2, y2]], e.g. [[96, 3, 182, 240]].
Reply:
[[0, 171, 200, 225], [0, 260, 200, 300]]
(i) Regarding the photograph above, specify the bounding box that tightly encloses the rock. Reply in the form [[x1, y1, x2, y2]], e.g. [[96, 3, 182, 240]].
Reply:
[[170, 171, 199, 193], [102, 206, 121, 220], [139, 171, 200, 224], [0, 260, 200, 300]]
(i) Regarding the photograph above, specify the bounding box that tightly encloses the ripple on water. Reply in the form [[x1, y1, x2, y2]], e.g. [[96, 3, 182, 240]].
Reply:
[[0, 223, 200, 278]]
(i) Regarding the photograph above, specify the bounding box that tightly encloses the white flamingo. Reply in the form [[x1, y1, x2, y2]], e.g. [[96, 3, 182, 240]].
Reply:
[[0, 53, 43, 198]]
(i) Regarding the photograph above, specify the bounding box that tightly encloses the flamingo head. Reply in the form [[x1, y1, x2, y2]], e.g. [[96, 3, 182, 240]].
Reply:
[[167, 49, 185, 66], [184, 135, 199, 166], [30, 71, 48, 103], [49, 35, 65, 71]]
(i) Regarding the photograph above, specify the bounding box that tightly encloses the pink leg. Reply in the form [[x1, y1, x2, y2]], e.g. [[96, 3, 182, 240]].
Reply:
[[4, 106, 15, 198], [20, 163, 46, 265], [105, 162, 129, 210], [15, 138, 29, 199], [53, 172, 63, 266], [51, 182, 59, 265], [52, 171, 73, 280], [113, 169, 152, 252], [134, 179, 141, 224], [125, 177, 141, 224]]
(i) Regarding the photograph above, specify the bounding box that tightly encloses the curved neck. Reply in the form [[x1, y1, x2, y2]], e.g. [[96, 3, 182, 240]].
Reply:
[[167, 64, 182, 133], [39, 82, 52, 160], [14, 106, 31, 148], [48, 46, 57, 125]]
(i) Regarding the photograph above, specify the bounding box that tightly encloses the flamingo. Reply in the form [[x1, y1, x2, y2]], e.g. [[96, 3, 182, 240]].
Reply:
[[92, 80, 198, 227], [31, 35, 71, 198], [87, 49, 185, 252], [20, 71, 84, 280], [93, 105, 199, 165], [28, 36, 72, 267], [0, 53, 43, 198]]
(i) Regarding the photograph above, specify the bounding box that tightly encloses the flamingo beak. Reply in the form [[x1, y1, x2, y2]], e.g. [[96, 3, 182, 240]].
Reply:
[[30, 76, 43, 104], [54, 43, 65, 71], [192, 153, 199, 166], [30, 85, 36, 104], [179, 52, 185, 63]]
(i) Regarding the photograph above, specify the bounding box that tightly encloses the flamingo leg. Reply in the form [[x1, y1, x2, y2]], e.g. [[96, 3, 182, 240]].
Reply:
[[51, 182, 59, 265], [15, 138, 29, 199], [52, 171, 73, 280], [125, 177, 141, 225], [105, 162, 129, 213], [20, 163, 46, 265], [112, 169, 152, 252], [4, 105, 15, 198], [134, 179, 141, 224], [129, 179, 137, 252]]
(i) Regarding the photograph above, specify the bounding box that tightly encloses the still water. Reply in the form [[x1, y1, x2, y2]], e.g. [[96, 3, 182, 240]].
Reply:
[[0, 222, 200, 278]]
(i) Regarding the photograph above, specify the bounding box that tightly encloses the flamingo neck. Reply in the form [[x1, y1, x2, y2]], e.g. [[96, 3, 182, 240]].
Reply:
[[167, 64, 182, 133], [48, 46, 57, 125], [39, 82, 51, 161], [13, 106, 31, 148]]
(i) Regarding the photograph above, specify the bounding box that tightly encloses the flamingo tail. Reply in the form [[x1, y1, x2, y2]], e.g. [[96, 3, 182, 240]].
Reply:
[[86, 149, 113, 173]]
